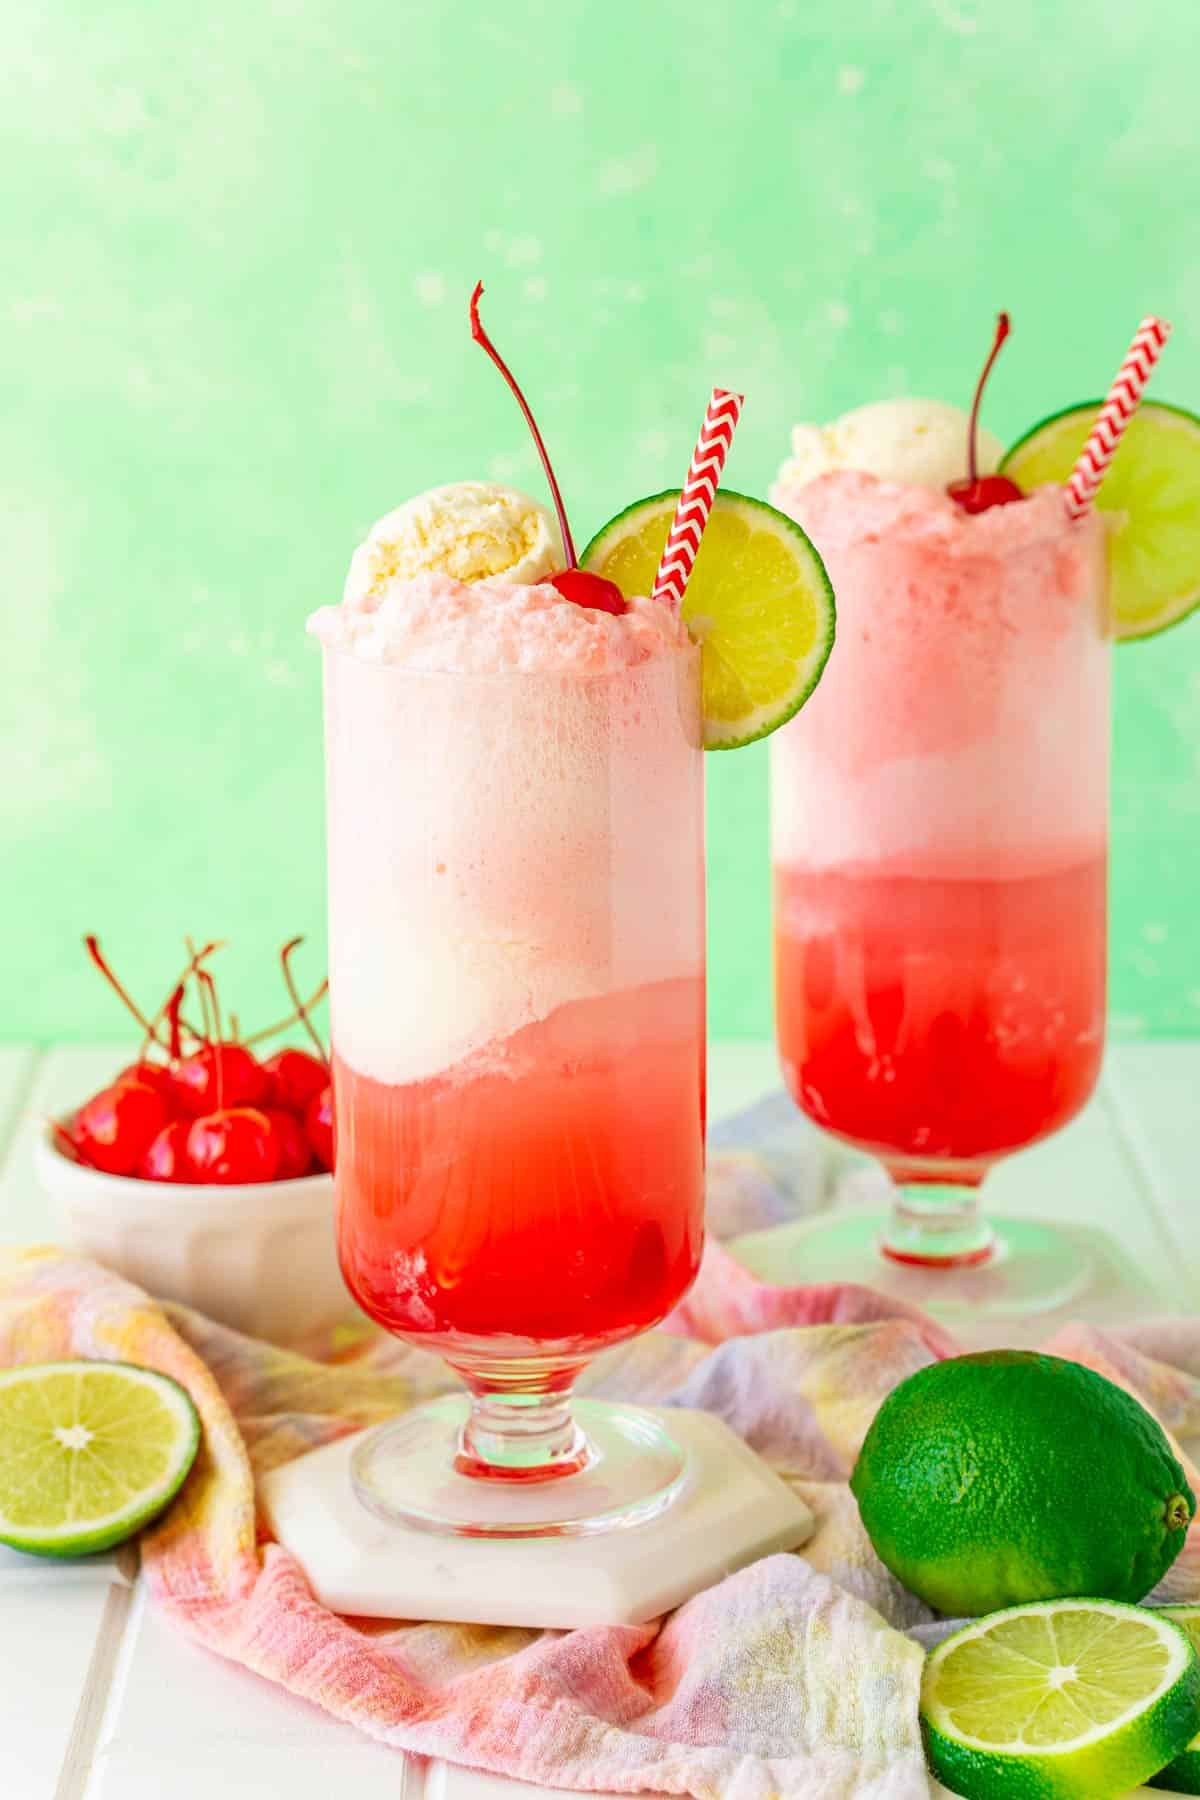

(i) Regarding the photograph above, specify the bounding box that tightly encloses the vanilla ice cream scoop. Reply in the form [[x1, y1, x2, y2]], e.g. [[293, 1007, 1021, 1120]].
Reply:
[[344, 482, 562, 604], [774, 398, 1004, 494]]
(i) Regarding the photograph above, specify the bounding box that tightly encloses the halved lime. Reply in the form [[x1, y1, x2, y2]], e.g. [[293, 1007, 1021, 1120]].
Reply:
[[922, 1600, 1200, 1800], [0, 1360, 201, 1558], [581, 490, 835, 749], [1001, 401, 1200, 642], [1152, 1607, 1200, 1792]]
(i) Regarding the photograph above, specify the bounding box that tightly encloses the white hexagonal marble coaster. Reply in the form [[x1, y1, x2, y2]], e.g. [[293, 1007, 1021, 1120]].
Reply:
[[260, 1406, 814, 1629]]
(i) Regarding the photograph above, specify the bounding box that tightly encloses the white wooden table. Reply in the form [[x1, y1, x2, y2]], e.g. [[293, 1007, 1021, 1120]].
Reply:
[[1, 1041, 1196, 1800]]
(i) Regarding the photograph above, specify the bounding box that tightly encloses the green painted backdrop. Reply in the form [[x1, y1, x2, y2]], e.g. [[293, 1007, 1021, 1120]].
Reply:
[[3, 0, 1198, 1043]]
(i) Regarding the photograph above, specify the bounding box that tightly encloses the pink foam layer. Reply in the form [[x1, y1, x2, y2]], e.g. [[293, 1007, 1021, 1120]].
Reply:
[[322, 645, 705, 1087], [309, 573, 687, 672], [770, 472, 1110, 874]]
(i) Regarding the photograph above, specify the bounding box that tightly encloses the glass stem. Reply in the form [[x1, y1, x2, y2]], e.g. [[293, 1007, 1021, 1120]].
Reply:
[[453, 1368, 592, 1482], [880, 1176, 996, 1268]]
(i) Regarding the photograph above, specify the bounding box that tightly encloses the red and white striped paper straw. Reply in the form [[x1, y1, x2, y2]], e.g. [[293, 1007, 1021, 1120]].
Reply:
[[652, 387, 744, 607], [1064, 316, 1172, 518]]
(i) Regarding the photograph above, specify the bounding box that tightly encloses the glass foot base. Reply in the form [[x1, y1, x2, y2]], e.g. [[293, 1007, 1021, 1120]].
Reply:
[[350, 1396, 690, 1538], [733, 1210, 1093, 1321], [261, 1407, 812, 1625]]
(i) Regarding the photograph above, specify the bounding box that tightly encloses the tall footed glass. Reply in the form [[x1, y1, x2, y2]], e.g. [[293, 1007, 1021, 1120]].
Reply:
[[769, 478, 1110, 1317], [323, 640, 706, 1534]]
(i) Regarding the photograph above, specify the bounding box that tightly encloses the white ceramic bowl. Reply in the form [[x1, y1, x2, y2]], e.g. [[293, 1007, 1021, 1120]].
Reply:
[[34, 1127, 352, 1345]]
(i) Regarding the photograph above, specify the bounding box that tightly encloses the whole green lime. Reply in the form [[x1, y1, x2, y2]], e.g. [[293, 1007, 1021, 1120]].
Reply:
[[851, 1350, 1194, 1615]]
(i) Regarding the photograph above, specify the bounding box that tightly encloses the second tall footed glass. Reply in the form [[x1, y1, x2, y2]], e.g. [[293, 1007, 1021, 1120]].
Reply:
[[770, 475, 1110, 1316], [320, 618, 706, 1535]]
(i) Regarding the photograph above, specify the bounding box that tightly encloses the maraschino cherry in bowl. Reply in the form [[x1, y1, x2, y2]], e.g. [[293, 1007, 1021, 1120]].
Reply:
[[34, 937, 349, 1345]]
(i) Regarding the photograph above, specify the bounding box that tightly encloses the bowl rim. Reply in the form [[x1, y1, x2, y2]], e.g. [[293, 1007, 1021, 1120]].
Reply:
[[36, 1120, 334, 1200]]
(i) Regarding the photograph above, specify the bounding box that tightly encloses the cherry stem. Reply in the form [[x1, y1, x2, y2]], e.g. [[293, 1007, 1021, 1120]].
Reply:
[[142, 940, 222, 1060], [86, 935, 170, 1050], [966, 312, 1010, 485], [469, 281, 577, 568], [87, 931, 330, 1078], [196, 969, 224, 1108], [242, 978, 329, 1049], [277, 937, 330, 1066], [165, 986, 185, 1062], [201, 970, 222, 1042], [187, 939, 218, 1047]]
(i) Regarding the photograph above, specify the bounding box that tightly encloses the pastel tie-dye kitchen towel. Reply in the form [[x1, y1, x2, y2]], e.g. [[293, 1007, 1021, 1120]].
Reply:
[[3, 1221, 1200, 1797]]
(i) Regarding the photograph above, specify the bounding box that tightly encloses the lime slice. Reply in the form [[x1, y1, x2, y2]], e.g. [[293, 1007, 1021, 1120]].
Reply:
[[581, 490, 835, 750], [0, 1360, 200, 1558], [1152, 1608, 1200, 1792], [1001, 400, 1200, 642], [922, 1600, 1200, 1800]]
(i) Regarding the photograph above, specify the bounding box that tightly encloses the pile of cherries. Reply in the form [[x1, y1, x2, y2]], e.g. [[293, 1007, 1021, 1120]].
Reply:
[[57, 937, 334, 1185]]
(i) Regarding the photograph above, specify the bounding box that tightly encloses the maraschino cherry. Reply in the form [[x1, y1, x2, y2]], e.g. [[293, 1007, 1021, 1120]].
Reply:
[[262, 1046, 327, 1113], [171, 1041, 267, 1116], [469, 282, 627, 616], [947, 312, 1024, 515], [139, 1119, 194, 1183], [73, 1079, 168, 1177], [187, 1107, 280, 1184], [264, 1107, 314, 1179], [67, 933, 332, 1184]]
